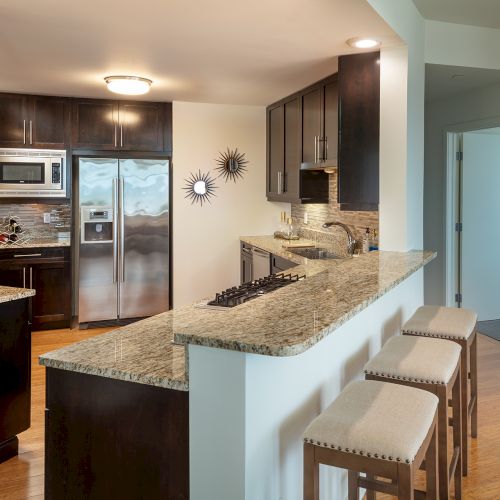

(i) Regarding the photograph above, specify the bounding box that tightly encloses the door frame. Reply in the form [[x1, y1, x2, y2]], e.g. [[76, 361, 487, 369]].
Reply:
[[445, 117, 500, 307]]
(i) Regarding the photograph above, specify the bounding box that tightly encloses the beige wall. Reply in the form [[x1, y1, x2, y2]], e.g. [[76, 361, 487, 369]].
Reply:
[[172, 101, 289, 307]]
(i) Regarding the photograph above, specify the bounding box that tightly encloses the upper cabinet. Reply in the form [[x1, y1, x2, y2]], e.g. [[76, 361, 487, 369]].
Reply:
[[0, 94, 70, 149], [72, 99, 171, 152], [337, 51, 380, 210]]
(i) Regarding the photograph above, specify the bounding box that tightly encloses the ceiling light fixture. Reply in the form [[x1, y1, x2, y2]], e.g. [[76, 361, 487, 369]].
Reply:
[[346, 37, 381, 49], [104, 76, 152, 95]]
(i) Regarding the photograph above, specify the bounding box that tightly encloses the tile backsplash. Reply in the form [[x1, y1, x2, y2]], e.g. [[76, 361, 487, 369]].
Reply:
[[291, 169, 379, 252], [0, 203, 71, 239]]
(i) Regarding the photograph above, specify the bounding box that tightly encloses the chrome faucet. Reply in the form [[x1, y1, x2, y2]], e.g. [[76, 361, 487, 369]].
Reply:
[[322, 221, 357, 255]]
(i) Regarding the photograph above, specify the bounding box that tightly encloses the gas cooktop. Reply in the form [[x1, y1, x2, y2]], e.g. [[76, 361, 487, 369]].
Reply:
[[204, 273, 305, 309]]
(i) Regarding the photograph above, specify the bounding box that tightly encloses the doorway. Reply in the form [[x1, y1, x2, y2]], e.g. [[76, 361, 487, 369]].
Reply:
[[448, 128, 500, 340]]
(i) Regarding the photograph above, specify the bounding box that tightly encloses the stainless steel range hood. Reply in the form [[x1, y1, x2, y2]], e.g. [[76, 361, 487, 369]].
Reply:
[[300, 160, 338, 173]]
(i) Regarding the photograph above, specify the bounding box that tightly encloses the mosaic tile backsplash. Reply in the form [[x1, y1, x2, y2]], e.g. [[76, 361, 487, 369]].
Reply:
[[0, 203, 71, 239], [291, 169, 379, 251]]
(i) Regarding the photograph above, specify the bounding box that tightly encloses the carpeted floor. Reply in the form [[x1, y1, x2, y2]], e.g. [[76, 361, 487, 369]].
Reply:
[[477, 319, 500, 341]]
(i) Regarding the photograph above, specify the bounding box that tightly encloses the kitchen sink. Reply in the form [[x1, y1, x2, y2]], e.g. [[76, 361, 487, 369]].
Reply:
[[287, 247, 343, 260]]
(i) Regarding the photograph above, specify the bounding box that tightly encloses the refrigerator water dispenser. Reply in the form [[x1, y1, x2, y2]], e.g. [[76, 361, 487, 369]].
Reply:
[[81, 207, 113, 243]]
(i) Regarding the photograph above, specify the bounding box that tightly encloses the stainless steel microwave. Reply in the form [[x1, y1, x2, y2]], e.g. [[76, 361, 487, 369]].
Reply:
[[0, 149, 66, 198]]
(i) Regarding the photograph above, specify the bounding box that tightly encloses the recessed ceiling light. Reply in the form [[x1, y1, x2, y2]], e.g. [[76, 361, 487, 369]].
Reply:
[[104, 76, 152, 95], [346, 37, 381, 49]]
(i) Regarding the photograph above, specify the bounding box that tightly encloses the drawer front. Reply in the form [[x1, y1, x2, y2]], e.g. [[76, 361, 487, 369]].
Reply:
[[0, 246, 68, 262]]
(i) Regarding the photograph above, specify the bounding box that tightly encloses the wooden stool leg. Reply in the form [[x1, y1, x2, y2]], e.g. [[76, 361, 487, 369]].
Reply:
[[437, 385, 450, 500], [365, 474, 376, 500], [471, 331, 478, 439], [460, 341, 469, 476], [397, 463, 414, 500], [304, 443, 319, 500], [452, 366, 463, 500], [348, 470, 359, 500], [425, 421, 439, 500]]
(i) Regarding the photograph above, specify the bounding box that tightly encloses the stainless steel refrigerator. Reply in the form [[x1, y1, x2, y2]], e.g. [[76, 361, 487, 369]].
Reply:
[[78, 158, 169, 323]]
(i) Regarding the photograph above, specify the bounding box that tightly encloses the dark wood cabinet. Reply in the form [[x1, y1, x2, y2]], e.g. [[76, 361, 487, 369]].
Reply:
[[72, 99, 170, 152], [0, 94, 69, 149], [338, 51, 380, 210], [45, 368, 189, 499], [0, 297, 31, 463], [0, 247, 71, 330], [0, 94, 30, 148], [301, 87, 322, 164]]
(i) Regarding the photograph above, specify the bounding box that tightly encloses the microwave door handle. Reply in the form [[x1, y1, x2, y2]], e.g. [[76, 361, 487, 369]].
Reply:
[[29, 121, 33, 145]]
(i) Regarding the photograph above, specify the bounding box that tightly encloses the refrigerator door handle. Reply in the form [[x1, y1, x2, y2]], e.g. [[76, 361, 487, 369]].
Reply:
[[112, 178, 119, 283], [119, 177, 125, 282]]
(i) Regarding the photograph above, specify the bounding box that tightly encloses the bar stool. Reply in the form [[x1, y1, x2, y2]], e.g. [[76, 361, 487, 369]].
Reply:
[[364, 335, 462, 499], [303, 380, 439, 500], [402, 305, 477, 476]]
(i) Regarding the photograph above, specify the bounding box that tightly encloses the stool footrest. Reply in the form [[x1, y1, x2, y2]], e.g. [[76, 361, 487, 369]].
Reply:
[[358, 476, 397, 496], [414, 489, 427, 500], [449, 445, 460, 482]]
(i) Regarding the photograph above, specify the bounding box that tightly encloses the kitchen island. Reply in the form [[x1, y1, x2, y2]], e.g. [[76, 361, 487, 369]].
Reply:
[[40, 240, 435, 500], [0, 285, 35, 463]]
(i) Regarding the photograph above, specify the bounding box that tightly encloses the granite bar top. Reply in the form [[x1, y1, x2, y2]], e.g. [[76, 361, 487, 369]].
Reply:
[[0, 238, 70, 250], [0, 285, 35, 304], [39, 313, 188, 391], [39, 237, 435, 390]]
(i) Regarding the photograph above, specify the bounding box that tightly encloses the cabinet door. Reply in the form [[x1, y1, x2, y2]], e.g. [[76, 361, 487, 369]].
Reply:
[[0, 94, 29, 148], [338, 52, 380, 210], [72, 99, 118, 150], [301, 86, 322, 163], [30, 261, 71, 330], [323, 79, 338, 164], [0, 262, 25, 288], [267, 105, 284, 196], [283, 97, 300, 198], [119, 102, 163, 151], [30, 96, 70, 148]]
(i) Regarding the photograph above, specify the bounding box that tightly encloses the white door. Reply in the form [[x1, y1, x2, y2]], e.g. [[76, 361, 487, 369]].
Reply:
[[461, 131, 500, 320]]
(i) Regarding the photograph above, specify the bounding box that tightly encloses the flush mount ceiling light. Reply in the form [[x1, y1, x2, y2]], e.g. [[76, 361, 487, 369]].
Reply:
[[104, 76, 152, 95], [346, 37, 381, 49]]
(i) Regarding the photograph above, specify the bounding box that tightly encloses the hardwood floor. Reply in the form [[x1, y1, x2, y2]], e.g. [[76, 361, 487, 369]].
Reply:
[[0, 331, 499, 499], [0, 327, 112, 500]]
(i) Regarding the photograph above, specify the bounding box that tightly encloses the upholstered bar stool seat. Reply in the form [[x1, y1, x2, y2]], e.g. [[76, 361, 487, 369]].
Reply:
[[402, 305, 478, 476], [364, 335, 462, 499], [303, 380, 439, 499]]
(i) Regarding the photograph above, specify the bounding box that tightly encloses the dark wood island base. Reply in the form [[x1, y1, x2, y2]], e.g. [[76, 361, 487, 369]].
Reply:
[[45, 368, 189, 500]]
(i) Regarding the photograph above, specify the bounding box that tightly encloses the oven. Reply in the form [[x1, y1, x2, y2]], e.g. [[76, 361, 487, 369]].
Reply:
[[0, 149, 66, 198]]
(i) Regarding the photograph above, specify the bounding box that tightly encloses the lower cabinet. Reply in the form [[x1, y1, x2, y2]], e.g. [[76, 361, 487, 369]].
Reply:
[[0, 247, 71, 330], [0, 298, 31, 463], [45, 368, 189, 499]]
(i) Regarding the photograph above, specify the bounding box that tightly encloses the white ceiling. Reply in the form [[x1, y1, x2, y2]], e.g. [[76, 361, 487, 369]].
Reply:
[[0, 0, 401, 105], [413, 0, 500, 30], [425, 63, 500, 102]]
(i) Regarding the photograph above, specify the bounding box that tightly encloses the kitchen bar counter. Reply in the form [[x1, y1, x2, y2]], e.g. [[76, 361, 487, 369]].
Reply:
[[0, 285, 35, 304], [40, 238, 435, 387], [0, 238, 70, 250]]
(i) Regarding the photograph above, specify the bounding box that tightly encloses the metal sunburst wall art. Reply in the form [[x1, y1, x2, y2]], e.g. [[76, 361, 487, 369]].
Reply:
[[183, 170, 218, 206], [215, 148, 248, 182]]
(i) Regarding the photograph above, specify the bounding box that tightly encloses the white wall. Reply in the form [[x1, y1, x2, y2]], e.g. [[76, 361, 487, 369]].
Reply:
[[172, 101, 289, 307], [367, 0, 426, 251], [424, 82, 500, 305]]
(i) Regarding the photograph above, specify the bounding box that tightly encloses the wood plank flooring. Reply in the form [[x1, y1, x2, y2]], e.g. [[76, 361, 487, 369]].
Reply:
[[0, 331, 499, 498]]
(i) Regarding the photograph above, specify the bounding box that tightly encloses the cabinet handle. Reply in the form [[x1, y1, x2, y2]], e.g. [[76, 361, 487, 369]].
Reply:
[[23, 120, 26, 144], [30, 267, 33, 288], [23, 267, 26, 288], [14, 253, 42, 258], [114, 123, 118, 147], [120, 125, 123, 147], [29, 120, 33, 145], [324, 136, 328, 161], [277, 172, 282, 194], [314, 136, 318, 163]]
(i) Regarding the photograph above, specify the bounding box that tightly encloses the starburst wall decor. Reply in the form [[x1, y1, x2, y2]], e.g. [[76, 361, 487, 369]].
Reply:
[[215, 148, 248, 182], [183, 170, 218, 206]]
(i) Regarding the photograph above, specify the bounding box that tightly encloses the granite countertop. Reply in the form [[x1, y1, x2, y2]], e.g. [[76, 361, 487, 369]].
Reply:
[[39, 236, 436, 389], [0, 238, 71, 250], [39, 313, 188, 391], [0, 285, 36, 304]]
